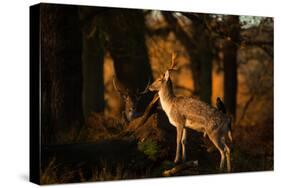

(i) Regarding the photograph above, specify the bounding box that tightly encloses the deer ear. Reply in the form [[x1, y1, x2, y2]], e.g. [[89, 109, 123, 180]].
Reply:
[[164, 70, 170, 80]]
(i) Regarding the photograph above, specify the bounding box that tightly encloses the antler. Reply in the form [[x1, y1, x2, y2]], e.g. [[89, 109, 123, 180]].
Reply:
[[137, 77, 151, 95], [112, 77, 121, 93], [113, 76, 129, 95], [168, 52, 186, 73], [169, 52, 177, 70], [169, 52, 177, 69]]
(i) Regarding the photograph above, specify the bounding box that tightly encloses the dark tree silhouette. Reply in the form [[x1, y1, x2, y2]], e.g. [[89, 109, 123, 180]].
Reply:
[[41, 4, 83, 144], [222, 16, 240, 120], [79, 8, 154, 117], [162, 12, 213, 104], [190, 15, 213, 104], [100, 9, 154, 113], [79, 7, 106, 118]]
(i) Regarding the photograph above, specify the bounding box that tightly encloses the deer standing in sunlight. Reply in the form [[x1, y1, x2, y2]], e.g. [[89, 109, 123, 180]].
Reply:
[[148, 54, 233, 172]]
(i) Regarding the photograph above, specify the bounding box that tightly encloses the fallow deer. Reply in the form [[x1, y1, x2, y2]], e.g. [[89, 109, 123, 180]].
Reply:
[[148, 54, 233, 172], [113, 77, 150, 124]]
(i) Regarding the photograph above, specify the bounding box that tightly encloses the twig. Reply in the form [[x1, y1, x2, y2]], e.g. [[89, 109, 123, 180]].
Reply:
[[136, 94, 160, 127]]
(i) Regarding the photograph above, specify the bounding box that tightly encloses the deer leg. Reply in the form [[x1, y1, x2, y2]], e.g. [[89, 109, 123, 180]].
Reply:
[[181, 128, 187, 162], [224, 143, 231, 172], [219, 149, 225, 171], [174, 126, 183, 164], [221, 137, 231, 172], [209, 134, 226, 171]]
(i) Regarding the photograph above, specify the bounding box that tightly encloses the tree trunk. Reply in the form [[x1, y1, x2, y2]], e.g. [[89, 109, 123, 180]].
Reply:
[[191, 19, 213, 104], [102, 9, 154, 112], [223, 16, 240, 120], [162, 12, 213, 104], [41, 4, 83, 144], [79, 7, 105, 118]]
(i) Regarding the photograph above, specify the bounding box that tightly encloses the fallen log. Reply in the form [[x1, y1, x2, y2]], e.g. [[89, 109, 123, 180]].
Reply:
[[163, 160, 198, 177]]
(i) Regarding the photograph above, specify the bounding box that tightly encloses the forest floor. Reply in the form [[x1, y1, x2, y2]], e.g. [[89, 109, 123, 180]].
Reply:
[[40, 111, 273, 184]]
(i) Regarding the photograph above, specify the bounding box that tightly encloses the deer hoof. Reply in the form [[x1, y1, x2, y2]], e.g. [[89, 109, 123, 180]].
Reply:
[[174, 158, 181, 165]]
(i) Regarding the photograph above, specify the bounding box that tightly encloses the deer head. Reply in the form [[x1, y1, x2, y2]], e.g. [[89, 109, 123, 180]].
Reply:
[[149, 53, 178, 92], [113, 77, 150, 122]]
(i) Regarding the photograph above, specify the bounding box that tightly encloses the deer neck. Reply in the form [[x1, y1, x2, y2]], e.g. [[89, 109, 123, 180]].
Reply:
[[158, 79, 175, 114]]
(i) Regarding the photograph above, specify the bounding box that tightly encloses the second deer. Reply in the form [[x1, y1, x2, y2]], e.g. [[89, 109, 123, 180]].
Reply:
[[113, 77, 150, 124]]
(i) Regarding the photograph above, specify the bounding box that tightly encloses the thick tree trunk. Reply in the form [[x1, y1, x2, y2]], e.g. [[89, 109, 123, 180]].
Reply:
[[196, 54, 213, 104], [223, 16, 240, 120], [81, 34, 105, 118], [162, 12, 213, 104], [102, 9, 154, 113], [41, 4, 83, 144], [79, 7, 106, 118], [191, 20, 213, 104]]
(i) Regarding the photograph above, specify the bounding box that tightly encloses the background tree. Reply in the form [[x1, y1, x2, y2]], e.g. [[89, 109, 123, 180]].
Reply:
[[222, 16, 240, 120], [79, 8, 154, 116], [162, 12, 213, 104], [102, 9, 153, 112], [79, 7, 106, 118], [41, 4, 83, 144]]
